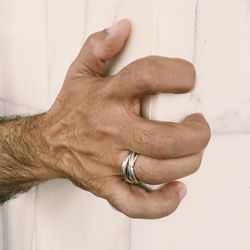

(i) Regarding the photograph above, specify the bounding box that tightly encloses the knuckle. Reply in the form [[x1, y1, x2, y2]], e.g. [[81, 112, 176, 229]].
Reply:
[[186, 114, 211, 149], [86, 33, 98, 49], [134, 128, 154, 145], [164, 132, 179, 157], [190, 154, 203, 174], [79, 87, 117, 140], [85, 120, 109, 141], [76, 114, 111, 143], [153, 131, 179, 158], [85, 31, 107, 58], [131, 56, 157, 92], [113, 66, 136, 96], [135, 163, 157, 184], [136, 128, 164, 155], [131, 126, 179, 159], [142, 173, 160, 185], [86, 89, 102, 106], [195, 119, 211, 148], [121, 125, 155, 149]]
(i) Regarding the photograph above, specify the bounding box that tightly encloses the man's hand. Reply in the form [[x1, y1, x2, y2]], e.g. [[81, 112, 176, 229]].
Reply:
[[41, 19, 210, 218], [0, 19, 210, 218]]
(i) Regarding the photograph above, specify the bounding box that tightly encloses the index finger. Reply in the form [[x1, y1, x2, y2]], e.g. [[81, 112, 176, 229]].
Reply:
[[110, 56, 196, 98]]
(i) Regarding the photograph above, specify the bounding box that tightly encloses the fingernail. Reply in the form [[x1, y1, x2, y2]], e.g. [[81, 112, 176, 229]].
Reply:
[[107, 19, 129, 34], [178, 183, 187, 200]]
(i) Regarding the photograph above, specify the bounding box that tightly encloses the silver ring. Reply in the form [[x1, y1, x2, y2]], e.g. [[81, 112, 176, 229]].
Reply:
[[121, 151, 140, 184]]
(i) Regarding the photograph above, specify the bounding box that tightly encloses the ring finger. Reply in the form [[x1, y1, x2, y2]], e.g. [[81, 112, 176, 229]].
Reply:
[[116, 151, 203, 185]]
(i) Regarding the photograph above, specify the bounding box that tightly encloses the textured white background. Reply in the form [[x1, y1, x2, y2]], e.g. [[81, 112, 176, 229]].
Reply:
[[0, 0, 250, 249]]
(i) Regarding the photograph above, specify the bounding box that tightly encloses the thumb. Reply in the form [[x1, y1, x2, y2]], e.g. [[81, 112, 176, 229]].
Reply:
[[72, 19, 131, 75]]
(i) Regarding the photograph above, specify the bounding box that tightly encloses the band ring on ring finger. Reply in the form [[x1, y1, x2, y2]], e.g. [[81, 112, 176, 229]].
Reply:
[[121, 151, 140, 184]]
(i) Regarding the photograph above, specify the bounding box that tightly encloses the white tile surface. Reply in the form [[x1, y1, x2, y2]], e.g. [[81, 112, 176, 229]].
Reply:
[[0, 0, 49, 111], [35, 180, 130, 250], [45, 0, 88, 107], [3, 180, 130, 250], [1, 0, 250, 249], [191, 0, 250, 134], [3, 188, 37, 250]]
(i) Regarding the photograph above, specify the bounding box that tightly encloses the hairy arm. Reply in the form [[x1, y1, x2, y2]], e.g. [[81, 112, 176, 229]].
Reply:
[[0, 114, 54, 204]]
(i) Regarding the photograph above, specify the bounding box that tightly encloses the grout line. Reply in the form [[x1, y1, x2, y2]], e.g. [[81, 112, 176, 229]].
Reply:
[[3, 203, 8, 250], [29, 187, 38, 250], [82, 0, 88, 41], [44, 0, 50, 109], [212, 131, 250, 136], [147, 0, 158, 122], [113, 0, 123, 23], [192, 0, 199, 65], [189, 0, 199, 115]]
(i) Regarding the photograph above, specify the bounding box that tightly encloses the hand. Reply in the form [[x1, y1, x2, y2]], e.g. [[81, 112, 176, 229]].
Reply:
[[41, 19, 211, 219]]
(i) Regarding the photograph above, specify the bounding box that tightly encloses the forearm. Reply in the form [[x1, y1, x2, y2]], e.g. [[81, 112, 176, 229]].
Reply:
[[0, 114, 54, 203]]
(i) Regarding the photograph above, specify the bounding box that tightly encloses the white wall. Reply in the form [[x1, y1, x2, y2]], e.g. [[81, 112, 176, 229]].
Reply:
[[0, 0, 250, 249]]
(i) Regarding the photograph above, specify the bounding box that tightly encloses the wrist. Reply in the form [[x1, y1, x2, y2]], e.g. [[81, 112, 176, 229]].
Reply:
[[0, 113, 60, 182]]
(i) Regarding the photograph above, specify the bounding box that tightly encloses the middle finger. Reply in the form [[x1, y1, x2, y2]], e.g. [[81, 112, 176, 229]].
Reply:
[[118, 113, 210, 159]]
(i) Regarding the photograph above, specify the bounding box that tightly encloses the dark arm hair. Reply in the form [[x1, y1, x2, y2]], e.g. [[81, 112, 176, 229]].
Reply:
[[0, 115, 23, 123], [0, 114, 52, 204]]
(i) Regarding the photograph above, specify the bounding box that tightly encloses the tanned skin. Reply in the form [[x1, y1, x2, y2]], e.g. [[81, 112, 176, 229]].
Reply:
[[0, 19, 210, 219]]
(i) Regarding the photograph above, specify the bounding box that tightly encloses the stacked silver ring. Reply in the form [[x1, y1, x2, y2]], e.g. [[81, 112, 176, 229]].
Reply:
[[121, 151, 140, 184]]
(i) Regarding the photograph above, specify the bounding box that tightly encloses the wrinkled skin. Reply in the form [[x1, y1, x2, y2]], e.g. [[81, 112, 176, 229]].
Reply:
[[40, 19, 211, 219]]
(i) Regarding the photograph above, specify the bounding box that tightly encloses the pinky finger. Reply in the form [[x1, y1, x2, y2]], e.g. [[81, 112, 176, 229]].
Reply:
[[100, 177, 187, 219]]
